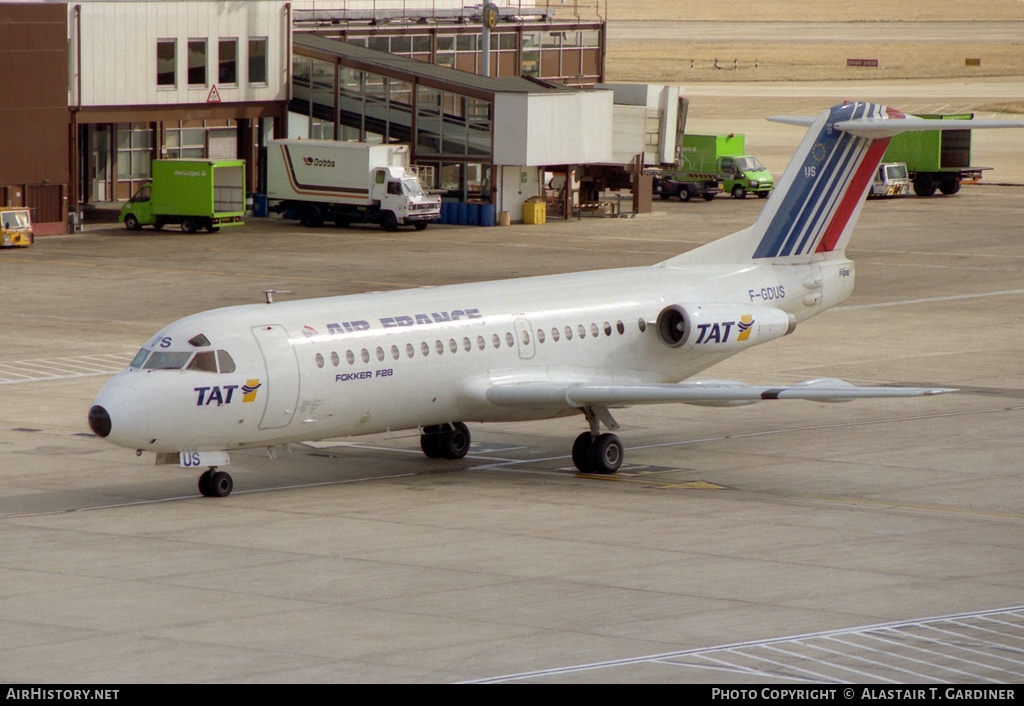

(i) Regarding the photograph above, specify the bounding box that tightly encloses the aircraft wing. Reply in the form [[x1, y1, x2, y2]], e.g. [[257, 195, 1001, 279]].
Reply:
[[484, 378, 955, 409]]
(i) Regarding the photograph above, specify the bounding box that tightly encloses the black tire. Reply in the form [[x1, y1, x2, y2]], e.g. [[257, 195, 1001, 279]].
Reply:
[[198, 469, 215, 497], [659, 191, 672, 200], [702, 193, 716, 201], [757, 191, 770, 198], [420, 426, 445, 458], [440, 422, 471, 459], [589, 433, 623, 474], [300, 204, 325, 228], [678, 188, 691, 202], [939, 178, 961, 195], [572, 432, 594, 473], [181, 218, 198, 233], [913, 174, 936, 197], [381, 211, 399, 232], [210, 471, 233, 497], [124, 214, 141, 231], [731, 185, 747, 199], [414, 222, 429, 231]]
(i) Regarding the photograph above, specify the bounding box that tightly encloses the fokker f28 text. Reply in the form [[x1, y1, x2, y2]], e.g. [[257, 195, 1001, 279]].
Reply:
[[89, 103, 1021, 496]]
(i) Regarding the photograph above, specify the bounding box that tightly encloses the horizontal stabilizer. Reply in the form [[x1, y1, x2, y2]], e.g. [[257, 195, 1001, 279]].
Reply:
[[485, 378, 955, 409]]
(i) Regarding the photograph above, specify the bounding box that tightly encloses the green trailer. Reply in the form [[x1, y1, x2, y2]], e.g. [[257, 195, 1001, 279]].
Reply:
[[882, 114, 984, 197], [676, 134, 774, 199], [121, 159, 246, 232]]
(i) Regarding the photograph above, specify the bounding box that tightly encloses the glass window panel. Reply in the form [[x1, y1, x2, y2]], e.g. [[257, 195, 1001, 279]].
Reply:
[[219, 38, 237, 84], [157, 40, 176, 87], [248, 38, 267, 84], [188, 40, 207, 86], [412, 35, 432, 53]]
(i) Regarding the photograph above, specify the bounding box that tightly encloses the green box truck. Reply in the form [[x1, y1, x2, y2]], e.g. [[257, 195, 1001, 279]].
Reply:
[[882, 114, 984, 196], [676, 134, 774, 199], [120, 159, 246, 232]]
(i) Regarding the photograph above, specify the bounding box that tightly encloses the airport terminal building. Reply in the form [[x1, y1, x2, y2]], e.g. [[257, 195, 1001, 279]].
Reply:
[[0, 0, 624, 233]]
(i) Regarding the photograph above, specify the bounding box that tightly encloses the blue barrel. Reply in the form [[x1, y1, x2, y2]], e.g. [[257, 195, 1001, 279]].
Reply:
[[479, 203, 495, 227], [252, 193, 268, 217], [468, 202, 480, 226], [457, 202, 469, 225]]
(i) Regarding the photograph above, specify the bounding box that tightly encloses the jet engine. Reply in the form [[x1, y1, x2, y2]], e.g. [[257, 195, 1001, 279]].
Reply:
[[655, 304, 796, 351]]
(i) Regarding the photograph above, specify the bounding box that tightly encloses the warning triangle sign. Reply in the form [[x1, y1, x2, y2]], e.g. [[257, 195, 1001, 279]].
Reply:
[[207, 85, 221, 103]]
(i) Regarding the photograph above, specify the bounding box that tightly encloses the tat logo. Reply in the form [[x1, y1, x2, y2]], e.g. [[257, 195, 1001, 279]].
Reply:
[[194, 379, 261, 406], [695, 316, 755, 344]]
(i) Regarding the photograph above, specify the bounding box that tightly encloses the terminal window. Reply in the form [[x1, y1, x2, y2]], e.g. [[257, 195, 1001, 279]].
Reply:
[[157, 40, 176, 87]]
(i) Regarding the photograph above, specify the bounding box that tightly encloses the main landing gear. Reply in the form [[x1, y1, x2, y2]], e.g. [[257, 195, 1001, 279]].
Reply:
[[571, 405, 624, 474], [420, 422, 472, 459], [572, 432, 623, 474], [418, 409, 625, 475], [198, 468, 233, 497]]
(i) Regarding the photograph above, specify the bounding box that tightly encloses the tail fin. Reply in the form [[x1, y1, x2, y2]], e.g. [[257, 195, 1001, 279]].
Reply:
[[666, 102, 895, 266]]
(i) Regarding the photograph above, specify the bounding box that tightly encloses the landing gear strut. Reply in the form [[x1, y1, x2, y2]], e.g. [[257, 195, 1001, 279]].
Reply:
[[420, 422, 471, 459], [198, 467, 233, 497]]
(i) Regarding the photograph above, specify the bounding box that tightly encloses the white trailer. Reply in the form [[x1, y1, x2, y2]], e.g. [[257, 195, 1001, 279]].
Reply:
[[267, 140, 441, 231]]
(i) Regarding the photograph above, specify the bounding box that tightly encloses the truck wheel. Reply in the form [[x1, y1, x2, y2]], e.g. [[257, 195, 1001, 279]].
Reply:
[[731, 185, 747, 199], [381, 211, 399, 232], [703, 193, 716, 201], [913, 174, 936, 197], [939, 179, 961, 196], [124, 214, 141, 231], [300, 204, 324, 228], [181, 218, 198, 233], [659, 191, 672, 200], [414, 222, 429, 231], [678, 189, 691, 202]]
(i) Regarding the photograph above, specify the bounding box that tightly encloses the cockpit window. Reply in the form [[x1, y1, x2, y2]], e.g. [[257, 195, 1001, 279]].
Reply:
[[142, 351, 193, 370], [189, 333, 211, 347], [186, 350, 218, 372], [130, 348, 151, 369], [217, 350, 236, 374]]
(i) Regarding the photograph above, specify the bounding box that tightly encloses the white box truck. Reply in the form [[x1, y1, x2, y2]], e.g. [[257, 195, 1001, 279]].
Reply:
[[267, 140, 441, 231]]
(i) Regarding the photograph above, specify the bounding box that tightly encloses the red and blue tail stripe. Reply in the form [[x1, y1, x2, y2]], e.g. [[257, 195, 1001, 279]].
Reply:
[[752, 103, 898, 259]]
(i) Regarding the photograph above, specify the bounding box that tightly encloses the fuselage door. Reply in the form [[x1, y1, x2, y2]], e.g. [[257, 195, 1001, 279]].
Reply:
[[514, 317, 535, 360], [251, 324, 300, 430]]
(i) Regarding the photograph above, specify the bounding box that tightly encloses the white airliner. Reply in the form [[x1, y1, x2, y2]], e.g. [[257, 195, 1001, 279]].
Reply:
[[88, 102, 1021, 497]]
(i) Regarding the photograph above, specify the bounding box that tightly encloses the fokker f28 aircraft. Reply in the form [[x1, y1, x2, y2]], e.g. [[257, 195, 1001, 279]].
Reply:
[[89, 103, 1020, 497]]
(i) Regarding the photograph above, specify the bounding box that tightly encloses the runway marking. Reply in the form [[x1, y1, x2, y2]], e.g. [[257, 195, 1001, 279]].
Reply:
[[0, 353, 134, 385], [834, 288, 1024, 310], [467, 605, 1024, 683]]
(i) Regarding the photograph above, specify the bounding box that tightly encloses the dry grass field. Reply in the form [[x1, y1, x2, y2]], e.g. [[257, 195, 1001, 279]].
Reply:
[[555, 0, 1024, 88]]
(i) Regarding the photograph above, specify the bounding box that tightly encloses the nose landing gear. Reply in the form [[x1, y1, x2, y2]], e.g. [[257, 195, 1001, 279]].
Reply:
[[198, 468, 234, 497]]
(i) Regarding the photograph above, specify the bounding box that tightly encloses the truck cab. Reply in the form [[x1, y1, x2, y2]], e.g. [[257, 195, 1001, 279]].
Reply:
[[869, 162, 911, 198], [1, 208, 34, 247], [718, 156, 774, 199], [371, 167, 441, 231]]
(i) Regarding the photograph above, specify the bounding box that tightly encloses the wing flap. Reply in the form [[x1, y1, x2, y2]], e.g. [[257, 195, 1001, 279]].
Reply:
[[485, 378, 954, 409]]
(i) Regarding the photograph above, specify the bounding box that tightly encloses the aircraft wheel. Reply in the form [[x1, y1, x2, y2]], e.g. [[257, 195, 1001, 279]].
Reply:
[[572, 432, 594, 473], [198, 468, 233, 497], [589, 433, 623, 474], [440, 422, 471, 459], [198, 469, 215, 496], [420, 426, 446, 458]]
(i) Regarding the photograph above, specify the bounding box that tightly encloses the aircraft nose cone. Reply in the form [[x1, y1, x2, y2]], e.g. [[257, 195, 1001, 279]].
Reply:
[[90, 380, 149, 448], [88, 405, 111, 437]]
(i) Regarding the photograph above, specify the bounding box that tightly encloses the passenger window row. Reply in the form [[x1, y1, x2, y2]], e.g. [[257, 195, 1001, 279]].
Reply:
[[312, 319, 641, 369]]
